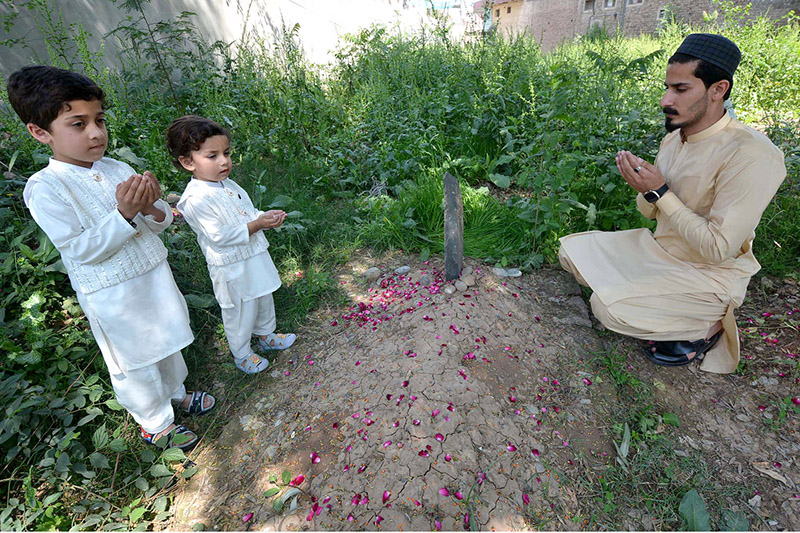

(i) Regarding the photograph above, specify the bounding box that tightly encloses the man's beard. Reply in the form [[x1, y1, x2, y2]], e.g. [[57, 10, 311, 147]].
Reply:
[[663, 92, 709, 132]]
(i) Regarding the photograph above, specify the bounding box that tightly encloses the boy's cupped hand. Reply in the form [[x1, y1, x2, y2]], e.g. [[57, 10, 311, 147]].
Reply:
[[258, 209, 286, 229], [116, 174, 151, 219]]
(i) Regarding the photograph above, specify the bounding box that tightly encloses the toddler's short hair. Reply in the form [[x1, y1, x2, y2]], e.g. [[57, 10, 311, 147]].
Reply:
[[6, 65, 106, 130], [166, 115, 230, 170]]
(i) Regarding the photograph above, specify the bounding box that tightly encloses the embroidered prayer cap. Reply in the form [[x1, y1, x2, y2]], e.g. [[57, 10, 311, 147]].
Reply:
[[675, 33, 741, 78]]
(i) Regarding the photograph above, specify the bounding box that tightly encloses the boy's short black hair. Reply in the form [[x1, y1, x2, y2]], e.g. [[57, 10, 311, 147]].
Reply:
[[165, 115, 230, 170], [668, 53, 734, 100], [6, 65, 106, 130]]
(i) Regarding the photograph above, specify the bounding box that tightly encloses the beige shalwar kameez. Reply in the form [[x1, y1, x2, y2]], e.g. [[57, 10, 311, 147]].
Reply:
[[559, 113, 786, 373]]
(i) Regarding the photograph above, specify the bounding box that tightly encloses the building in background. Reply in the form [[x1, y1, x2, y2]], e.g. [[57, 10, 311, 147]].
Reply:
[[473, 0, 800, 51]]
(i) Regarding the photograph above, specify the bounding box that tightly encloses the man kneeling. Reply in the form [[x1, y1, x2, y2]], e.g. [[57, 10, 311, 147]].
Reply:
[[558, 34, 786, 373]]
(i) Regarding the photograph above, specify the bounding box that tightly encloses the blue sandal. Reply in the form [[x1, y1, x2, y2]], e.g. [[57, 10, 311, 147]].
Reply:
[[178, 391, 215, 416], [255, 333, 296, 352], [141, 424, 199, 451]]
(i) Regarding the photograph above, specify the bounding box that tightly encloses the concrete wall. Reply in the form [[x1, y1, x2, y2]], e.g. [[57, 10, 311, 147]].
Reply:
[[0, 0, 480, 76]]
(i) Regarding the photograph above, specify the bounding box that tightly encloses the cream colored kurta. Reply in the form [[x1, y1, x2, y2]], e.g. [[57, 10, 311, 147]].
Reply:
[[559, 113, 786, 373]]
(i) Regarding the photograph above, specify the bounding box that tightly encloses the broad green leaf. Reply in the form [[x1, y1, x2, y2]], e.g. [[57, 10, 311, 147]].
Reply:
[[663, 412, 680, 427], [184, 294, 216, 309], [268, 195, 293, 208], [720, 510, 749, 531], [89, 451, 111, 469], [285, 210, 303, 218], [134, 478, 149, 491], [105, 398, 125, 411], [419, 248, 430, 262], [182, 466, 198, 479], [488, 173, 511, 188], [272, 496, 283, 514], [92, 424, 109, 450], [264, 488, 280, 498], [678, 489, 711, 531], [42, 492, 62, 506], [149, 463, 172, 477], [191, 524, 206, 531], [171, 433, 191, 446], [281, 487, 301, 504], [154, 495, 168, 514], [161, 448, 187, 462], [109, 438, 127, 453], [140, 449, 156, 463], [129, 507, 146, 523], [281, 470, 292, 485], [112, 146, 147, 167]]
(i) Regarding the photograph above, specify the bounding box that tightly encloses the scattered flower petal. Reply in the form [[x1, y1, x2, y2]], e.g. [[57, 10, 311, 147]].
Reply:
[[439, 487, 450, 497], [383, 490, 391, 504], [522, 493, 530, 505], [243, 512, 253, 523], [290, 475, 305, 486], [435, 433, 444, 442]]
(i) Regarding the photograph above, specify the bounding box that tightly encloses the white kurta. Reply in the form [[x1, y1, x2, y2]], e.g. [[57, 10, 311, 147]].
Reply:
[[559, 114, 786, 373], [176, 178, 281, 309], [24, 158, 194, 374]]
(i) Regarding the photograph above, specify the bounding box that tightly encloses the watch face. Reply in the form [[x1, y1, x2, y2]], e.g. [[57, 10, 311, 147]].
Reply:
[[644, 191, 658, 203]]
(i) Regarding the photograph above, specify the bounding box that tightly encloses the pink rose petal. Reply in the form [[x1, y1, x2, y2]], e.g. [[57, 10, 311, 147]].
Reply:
[[445, 453, 452, 462], [507, 443, 517, 452], [522, 492, 530, 505], [454, 491, 463, 500], [439, 487, 450, 496], [435, 433, 444, 442], [435, 520, 442, 530], [290, 475, 305, 486], [383, 490, 391, 504], [243, 512, 253, 523]]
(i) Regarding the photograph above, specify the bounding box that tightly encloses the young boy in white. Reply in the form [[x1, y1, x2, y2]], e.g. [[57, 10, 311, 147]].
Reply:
[[168, 115, 296, 374], [8, 66, 213, 450]]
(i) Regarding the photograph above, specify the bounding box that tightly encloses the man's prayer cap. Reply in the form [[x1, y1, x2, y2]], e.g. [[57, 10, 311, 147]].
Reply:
[[675, 33, 741, 77]]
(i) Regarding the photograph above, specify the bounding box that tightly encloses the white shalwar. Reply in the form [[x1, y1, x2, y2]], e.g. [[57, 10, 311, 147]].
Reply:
[[24, 158, 195, 433], [177, 178, 282, 361]]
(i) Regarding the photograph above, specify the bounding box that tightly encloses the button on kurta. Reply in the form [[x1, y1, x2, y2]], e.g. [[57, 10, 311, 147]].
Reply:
[[93, 175, 103, 182]]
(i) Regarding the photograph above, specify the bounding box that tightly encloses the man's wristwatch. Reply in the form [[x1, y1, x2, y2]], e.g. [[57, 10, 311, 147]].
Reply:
[[643, 183, 669, 203]]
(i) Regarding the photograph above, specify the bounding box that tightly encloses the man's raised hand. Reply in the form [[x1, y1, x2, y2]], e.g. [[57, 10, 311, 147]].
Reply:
[[615, 151, 666, 194]]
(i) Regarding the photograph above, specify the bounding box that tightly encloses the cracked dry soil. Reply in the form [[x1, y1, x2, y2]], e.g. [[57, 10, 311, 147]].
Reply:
[[169, 252, 799, 531]]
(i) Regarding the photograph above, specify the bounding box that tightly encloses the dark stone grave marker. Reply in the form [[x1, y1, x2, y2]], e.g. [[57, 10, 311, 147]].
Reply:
[[444, 172, 463, 281]]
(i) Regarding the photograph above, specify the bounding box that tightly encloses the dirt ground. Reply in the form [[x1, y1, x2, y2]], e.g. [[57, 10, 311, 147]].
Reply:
[[167, 251, 800, 531]]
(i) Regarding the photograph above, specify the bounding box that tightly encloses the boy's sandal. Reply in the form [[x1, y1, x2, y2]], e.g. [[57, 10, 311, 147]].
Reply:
[[256, 333, 297, 352], [643, 332, 721, 367], [235, 354, 270, 374], [178, 391, 216, 416], [141, 424, 199, 451]]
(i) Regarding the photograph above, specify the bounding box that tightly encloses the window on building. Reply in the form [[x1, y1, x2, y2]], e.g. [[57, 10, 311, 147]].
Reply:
[[507, 6, 511, 13], [605, 0, 616, 7], [584, 0, 595, 11], [496, 8, 500, 17], [657, 6, 670, 28]]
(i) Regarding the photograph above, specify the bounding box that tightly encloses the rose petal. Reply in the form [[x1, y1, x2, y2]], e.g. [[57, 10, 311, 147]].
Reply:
[[507, 443, 517, 452], [439, 487, 450, 496], [413, 419, 421, 425], [243, 512, 253, 523], [532, 448, 540, 457], [435, 433, 444, 442], [522, 492, 530, 505], [383, 440, 392, 448], [435, 520, 442, 530], [432, 409, 440, 417], [310, 452, 321, 464], [383, 490, 391, 504], [375, 515, 384, 525], [445, 453, 452, 462], [419, 450, 430, 457], [290, 474, 305, 486], [454, 491, 463, 500]]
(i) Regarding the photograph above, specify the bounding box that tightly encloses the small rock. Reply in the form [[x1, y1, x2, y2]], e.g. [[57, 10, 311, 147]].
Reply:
[[462, 266, 474, 277], [748, 494, 762, 509], [266, 445, 278, 461], [444, 285, 456, 295], [364, 267, 381, 280], [166, 192, 181, 204], [674, 450, 689, 457], [240, 415, 265, 431], [461, 274, 476, 286], [395, 265, 411, 275], [492, 267, 509, 277], [767, 520, 778, 526], [419, 274, 433, 286], [735, 414, 751, 422], [455, 280, 468, 292], [506, 268, 522, 277]]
